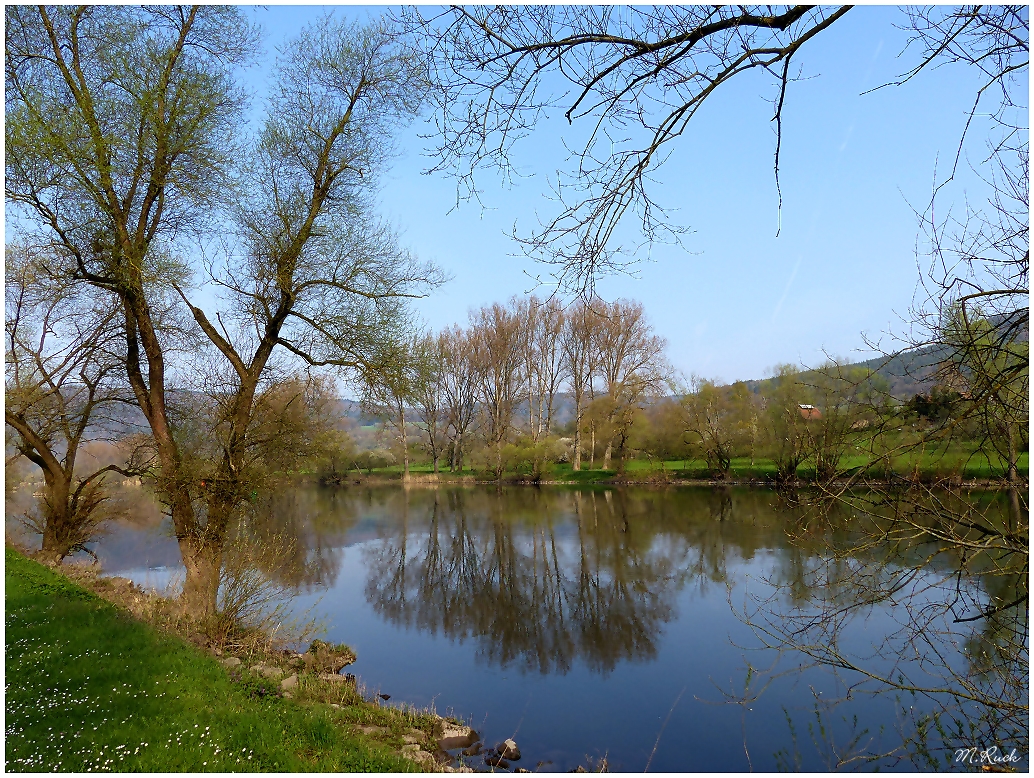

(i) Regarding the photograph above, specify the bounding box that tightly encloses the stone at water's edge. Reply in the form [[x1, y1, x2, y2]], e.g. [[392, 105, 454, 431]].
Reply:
[[437, 723, 479, 751], [219, 657, 241, 668], [408, 750, 437, 767], [497, 738, 521, 760], [318, 672, 352, 683], [251, 663, 284, 680], [280, 673, 298, 690]]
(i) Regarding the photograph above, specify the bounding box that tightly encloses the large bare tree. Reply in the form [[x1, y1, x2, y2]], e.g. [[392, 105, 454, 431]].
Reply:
[[7, 5, 257, 611], [527, 295, 568, 441], [561, 300, 597, 471], [411, 332, 450, 474], [439, 325, 480, 472], [6, 8, 440, 616]]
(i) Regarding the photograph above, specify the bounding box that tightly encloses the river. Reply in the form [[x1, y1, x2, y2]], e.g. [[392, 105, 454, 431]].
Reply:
[[91, 484, 1027, 772]]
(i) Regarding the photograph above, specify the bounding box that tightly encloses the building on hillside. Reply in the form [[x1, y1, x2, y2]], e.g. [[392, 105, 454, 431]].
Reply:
[[798, 404, 822, 420]]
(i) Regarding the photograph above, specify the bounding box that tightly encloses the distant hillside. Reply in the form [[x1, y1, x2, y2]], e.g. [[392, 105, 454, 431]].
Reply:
[[330, 398, 376, 425], [740, 345, 947, 400], [740, 311, 1027, 400], [851, 345, 947, 399]]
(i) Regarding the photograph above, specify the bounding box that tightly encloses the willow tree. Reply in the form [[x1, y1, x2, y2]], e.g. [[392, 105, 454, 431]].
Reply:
[[6, 6, 254, 599], [760, 364, 812, 483], [591, 299, 668, 471], [361, 337, 420, 481], [5, 245, 147, 562], [6, 7, 440, 616], [681, 379, 754, 479]]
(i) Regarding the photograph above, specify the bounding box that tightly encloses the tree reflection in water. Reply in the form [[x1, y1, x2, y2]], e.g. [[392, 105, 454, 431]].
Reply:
[[238, 487, 361, 591], [743, 488, 1028, 769], [229, 484, 1024, 768], [362, 488, 690, 673], [359, 486, 824, 674]]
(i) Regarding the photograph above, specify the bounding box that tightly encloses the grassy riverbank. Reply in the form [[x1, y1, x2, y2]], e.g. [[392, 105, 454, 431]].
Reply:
[[5, 548, 435, 772], [344, 446, 1028, 486]]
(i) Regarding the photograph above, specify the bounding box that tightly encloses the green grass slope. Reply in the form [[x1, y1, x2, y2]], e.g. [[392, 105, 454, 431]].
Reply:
[[4, 549, 417, 773]]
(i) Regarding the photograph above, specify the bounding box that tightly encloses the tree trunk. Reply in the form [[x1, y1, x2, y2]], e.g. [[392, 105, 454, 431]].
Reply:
[[40, 523, 68, 564], [40, 505, 73, 564], [536, 392, 544, 440], [39, 474, 74, 563], [603, 440, 613, 471], [572, 393, 583, 471], [400, 406, 410, 482], [614, 435, 627, 474], [139, 390, 209, 617], [1006, 422, 1018, 485], [178, 536, 222, 620], [1005, 423, 1022, 531], [590, 425, 595, 469]]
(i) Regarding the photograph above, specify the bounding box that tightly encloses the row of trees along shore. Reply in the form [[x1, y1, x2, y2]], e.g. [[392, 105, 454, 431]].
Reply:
[[354, 303, 1027, 488], [360, 295, 668, 479]]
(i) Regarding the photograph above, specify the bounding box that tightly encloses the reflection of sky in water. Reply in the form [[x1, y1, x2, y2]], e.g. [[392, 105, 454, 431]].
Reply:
[[88, 486, 1024, 773], [107, 566, 181, 595], [92, 516, 183, 594]]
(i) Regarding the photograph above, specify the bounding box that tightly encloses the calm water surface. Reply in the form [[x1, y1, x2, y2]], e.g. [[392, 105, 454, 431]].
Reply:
[[93, 485, 1024, 772]]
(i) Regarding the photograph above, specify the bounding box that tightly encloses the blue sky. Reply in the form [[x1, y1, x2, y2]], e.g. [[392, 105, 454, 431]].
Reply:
[[243, 5, 1024, 384]]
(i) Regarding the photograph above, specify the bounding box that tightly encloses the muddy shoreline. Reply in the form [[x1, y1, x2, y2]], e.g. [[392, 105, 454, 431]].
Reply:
[[314, 472, 1022, 490]]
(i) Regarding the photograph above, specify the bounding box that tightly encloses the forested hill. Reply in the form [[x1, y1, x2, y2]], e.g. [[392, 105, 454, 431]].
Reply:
[[851, 346, 947, 399], [742, 345, 946, 401]]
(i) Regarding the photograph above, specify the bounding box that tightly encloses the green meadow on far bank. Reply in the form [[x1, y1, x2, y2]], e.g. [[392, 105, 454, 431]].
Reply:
[[349, 443, 1028, 485], [4, 548, 429, 773]]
